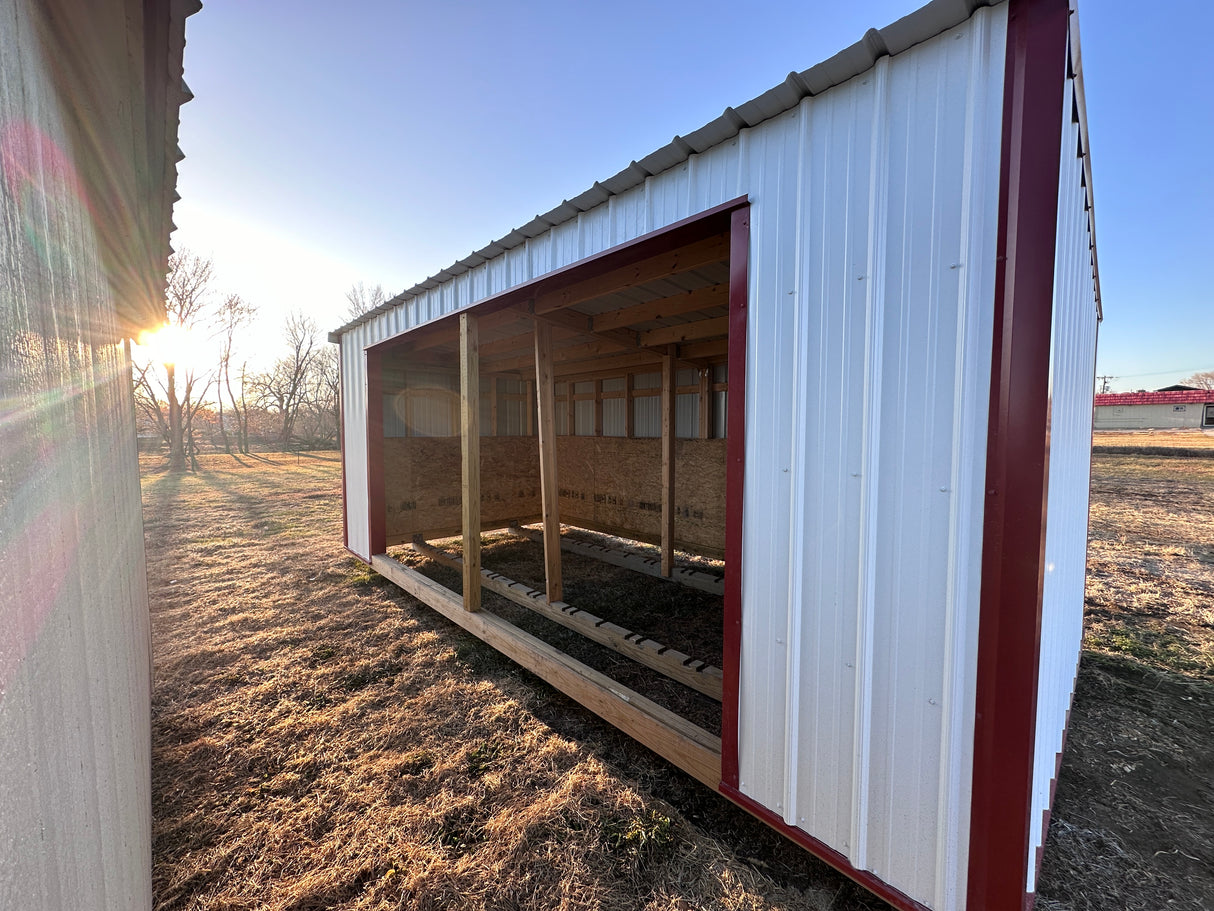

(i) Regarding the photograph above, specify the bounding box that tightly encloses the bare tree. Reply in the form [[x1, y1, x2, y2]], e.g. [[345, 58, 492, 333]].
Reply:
[[252, 311, 319, 447], [132, 250, 215, 471], [294, 345, 340, 448], [344, 281, 386, 322], [217, 293, 257, 454], [1180, 370, 1214, 390]]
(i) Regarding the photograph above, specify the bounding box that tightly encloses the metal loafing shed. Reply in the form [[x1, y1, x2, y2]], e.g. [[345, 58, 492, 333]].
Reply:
[[330, 0, 1101, 908]]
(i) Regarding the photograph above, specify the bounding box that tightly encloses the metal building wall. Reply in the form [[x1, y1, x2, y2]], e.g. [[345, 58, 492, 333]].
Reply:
[[735, 11, 1006, 909], [1026, 69, 1100, 893], [0, 1, 167, 906], [337, 8, 1009, 909], [1093, 403, 1204, 430]]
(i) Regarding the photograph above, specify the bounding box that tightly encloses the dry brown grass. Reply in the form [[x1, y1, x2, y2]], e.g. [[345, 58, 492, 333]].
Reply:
[[145, 452, 857, 911], [145, 448, 1214, 911]]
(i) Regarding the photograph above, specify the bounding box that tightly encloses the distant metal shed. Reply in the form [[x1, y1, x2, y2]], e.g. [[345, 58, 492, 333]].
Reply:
[[1094, 390, 1214, 430], [331, 1, 1101, 909]]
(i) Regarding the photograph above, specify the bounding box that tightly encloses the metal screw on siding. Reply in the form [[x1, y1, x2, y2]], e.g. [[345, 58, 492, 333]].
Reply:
[[929, 698, 938, 705], [950, 262, 963, 269]]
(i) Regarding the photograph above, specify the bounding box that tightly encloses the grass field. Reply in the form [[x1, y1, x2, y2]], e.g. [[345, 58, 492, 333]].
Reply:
[[143, 448, 1213, 910]]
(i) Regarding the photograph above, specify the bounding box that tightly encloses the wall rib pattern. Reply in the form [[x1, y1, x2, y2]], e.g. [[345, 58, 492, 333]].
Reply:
[[1026, 62, 1099, 893]]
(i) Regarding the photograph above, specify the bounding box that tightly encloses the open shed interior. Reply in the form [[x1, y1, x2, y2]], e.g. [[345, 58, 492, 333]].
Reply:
[[364, 211, 742, 781]]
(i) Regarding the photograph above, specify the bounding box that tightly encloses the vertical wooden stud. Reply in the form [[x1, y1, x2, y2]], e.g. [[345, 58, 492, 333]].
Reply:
[[525, 379, 535, 436], [460, 313, 481, 612], [625, 371, 635, 439], [698, 367, 711, 439], [490, 375, 498, 437], [661, 347, 676, 577], [534, 320, 563, 602], [594, 379, 603, 437]]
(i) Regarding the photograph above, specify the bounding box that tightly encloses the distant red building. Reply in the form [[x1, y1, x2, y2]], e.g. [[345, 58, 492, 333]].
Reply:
[[1094, 390, 1214, 429]]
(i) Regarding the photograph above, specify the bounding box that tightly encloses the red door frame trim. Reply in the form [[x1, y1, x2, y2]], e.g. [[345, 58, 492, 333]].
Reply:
[[720, 204, 749, 789], [967, 0, 1069, 908]]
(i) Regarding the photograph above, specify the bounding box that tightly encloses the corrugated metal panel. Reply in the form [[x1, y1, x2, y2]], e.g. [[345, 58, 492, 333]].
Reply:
[[676, 394, 699, 438], [1026, 68, 1099, 894], [341, 324, 372, 559], [737, 10, 1006, 909]]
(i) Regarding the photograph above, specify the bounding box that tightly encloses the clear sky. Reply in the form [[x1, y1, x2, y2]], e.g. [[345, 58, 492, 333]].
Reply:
[[172, 0, 1213, 392]]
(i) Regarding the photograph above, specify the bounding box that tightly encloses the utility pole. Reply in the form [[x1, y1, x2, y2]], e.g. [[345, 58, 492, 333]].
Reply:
[[1095, 375, 1116, 394]]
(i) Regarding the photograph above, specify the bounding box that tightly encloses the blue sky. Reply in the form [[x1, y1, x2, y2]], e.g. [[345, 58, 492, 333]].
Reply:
[[173, 0, 1213, 391]]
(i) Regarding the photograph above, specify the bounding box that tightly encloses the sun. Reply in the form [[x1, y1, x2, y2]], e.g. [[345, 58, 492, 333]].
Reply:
[[134, 322, 209, 371]]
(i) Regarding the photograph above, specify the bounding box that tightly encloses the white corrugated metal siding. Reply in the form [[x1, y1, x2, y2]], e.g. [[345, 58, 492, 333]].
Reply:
[[337, 7, 1010, 908], [736, 11, 1006, 909], [1026, 65, 1100, 893]]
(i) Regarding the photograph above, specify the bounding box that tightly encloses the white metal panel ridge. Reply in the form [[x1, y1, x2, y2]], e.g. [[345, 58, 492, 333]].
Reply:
[[735, 9, 1006, 910], [1026, 55, 1099, 895]]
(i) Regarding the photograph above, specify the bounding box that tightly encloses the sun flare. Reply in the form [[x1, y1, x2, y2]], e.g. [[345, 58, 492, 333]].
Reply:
[[134, 323, 207, 370]]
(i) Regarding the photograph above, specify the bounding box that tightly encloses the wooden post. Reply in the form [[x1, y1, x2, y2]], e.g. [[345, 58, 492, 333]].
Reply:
[[489, 376, 498, 437], [698, 368, 711, 439], [661, 347, 676, 577], [625, 371, 634, 439], [525, 379, 534, 437], [534, 320, 563, 601], [594, 379, 603, 437], [460, 312, 481, 611]]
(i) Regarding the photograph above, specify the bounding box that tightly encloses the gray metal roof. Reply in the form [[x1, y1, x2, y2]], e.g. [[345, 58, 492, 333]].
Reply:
[[331, 0, 1008, 341]]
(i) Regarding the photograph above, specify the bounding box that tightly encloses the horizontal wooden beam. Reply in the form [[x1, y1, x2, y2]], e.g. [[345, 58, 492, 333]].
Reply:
[[677, 338, 729, 361], [592, 283, 728, 332], [371, 553, 722, 787], [534, 234, 730, 315], [518, 304, 640, 351], [411, 540, 722, 700], [511, 525, 723, 594], [642, 316, 730, 348]]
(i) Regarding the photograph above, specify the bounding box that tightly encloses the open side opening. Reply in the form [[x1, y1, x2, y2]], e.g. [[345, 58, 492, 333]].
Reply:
[[363, 201, 747, 788]]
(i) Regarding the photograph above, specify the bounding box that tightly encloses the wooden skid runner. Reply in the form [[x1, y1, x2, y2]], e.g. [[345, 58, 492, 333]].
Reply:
[[510, 525, 724, 596], [370, 554, 722, 788], [411, 538, 723, 701]]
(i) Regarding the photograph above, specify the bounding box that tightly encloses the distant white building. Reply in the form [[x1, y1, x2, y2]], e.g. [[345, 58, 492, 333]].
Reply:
[[1094, 390, 1214, 430]]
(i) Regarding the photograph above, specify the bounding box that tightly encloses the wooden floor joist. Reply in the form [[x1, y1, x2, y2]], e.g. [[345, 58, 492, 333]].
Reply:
[[371, 553, 722, 788], [410, 538, 724, 701], [509, 525, 724, 596]]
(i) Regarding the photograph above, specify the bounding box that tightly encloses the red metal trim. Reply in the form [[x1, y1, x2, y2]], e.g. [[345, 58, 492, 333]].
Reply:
[[337, 343, 349, 550], [362, 196, 751, 354], [366, 347, 387, 557], [720, 204, 749, 790], [968, 1, 1070, 908], [719, 783, 931, 911]]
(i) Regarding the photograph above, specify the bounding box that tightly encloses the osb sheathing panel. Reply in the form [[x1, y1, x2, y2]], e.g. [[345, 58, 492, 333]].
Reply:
[[385, 437, 540, 539], [556, 437, 725, 557], [385, 436, 726, 556]]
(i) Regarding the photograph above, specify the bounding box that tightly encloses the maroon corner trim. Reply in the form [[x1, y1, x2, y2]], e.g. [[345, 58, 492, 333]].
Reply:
[[719, 784, 932, 911], [720, 204, 749, 790], [344, 545, 371, 565], [337, 343, 349, 550], [968, 0, 1070, 909], [366, 347, 387, 557]]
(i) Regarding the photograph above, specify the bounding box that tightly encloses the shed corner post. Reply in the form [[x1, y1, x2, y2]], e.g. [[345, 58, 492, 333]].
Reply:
[[366, 344, 387, 557], [460, 312, 482, 612], [968, 0, 1070, 908], [533, 317, 563, 602]]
